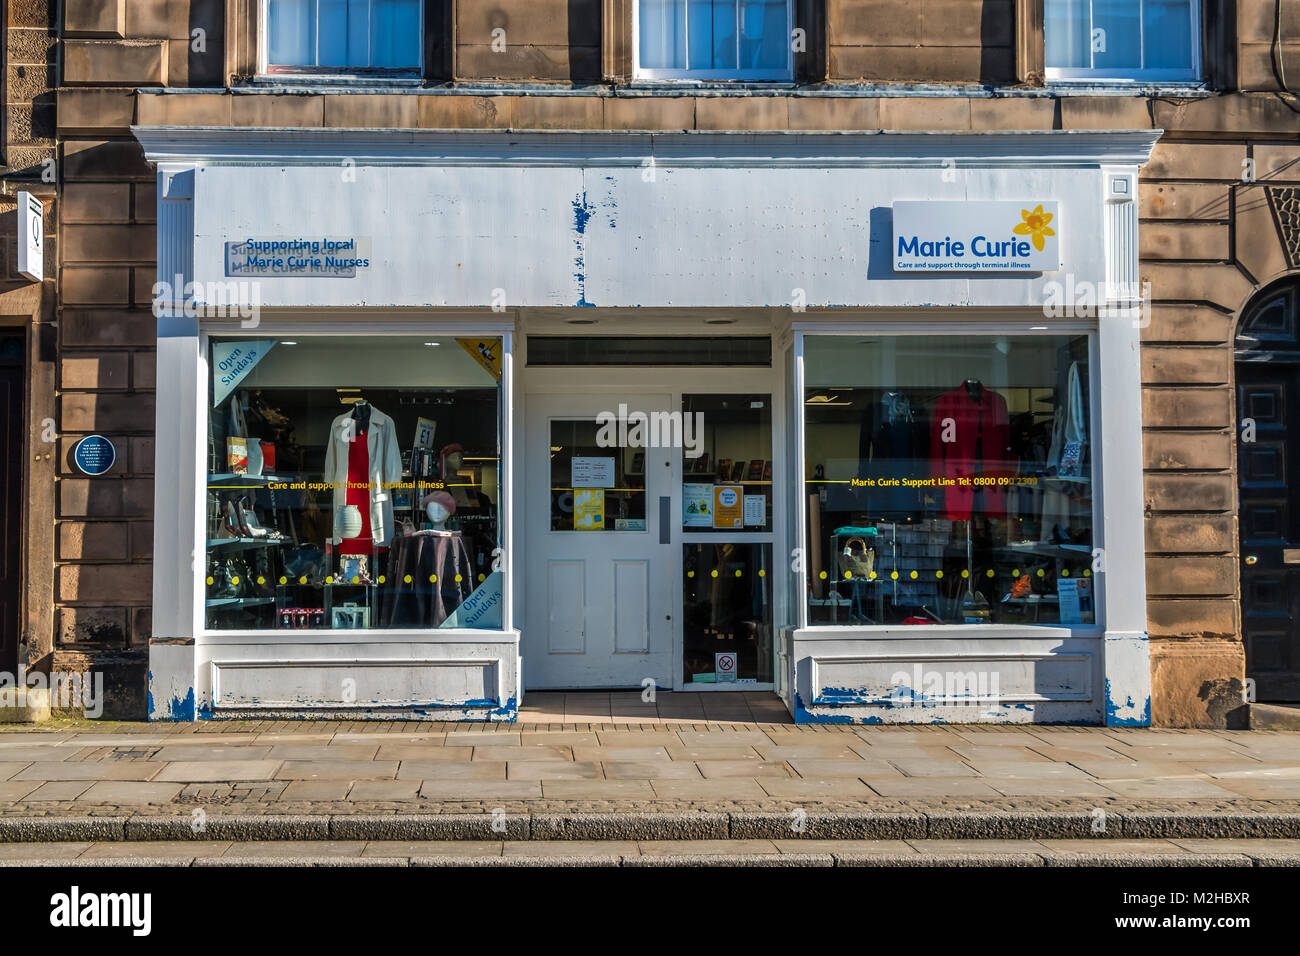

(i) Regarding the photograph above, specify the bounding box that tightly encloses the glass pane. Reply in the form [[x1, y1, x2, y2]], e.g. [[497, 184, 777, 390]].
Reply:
[[639, 0, 687, 69], [371, 0, 421, 67], [687, 0, 737, 70], [1092, 0, 1141, 72], [205, 336, 503, 631], [317, 0, 349, 65], [1044, 0, 1090, 68], [684, 543, 773, 683], [803, 334, 1095, 628], [549, 420, 647, 531], [268, 0, 315, 66], [527, 336, 772, 367], [1143, 0, 1193, 70], [739, 0, 788, 71], [681, 394, 772, 533]]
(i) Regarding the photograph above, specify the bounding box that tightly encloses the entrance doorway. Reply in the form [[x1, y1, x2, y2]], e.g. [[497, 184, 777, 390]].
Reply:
[[1236, 278, 1300, 701], [520, 339, 782, 692], [0, 333, 24, 675]]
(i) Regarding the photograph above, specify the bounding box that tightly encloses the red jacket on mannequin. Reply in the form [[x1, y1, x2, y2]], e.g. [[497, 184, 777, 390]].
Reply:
[[930, 382, 1015, 520]]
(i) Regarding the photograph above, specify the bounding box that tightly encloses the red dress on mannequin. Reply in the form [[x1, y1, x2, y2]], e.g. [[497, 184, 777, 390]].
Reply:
[[338, 427, 373, 555]]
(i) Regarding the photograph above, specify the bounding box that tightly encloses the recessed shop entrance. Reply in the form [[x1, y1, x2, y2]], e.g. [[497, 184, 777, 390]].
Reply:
[[520, 334, 781, 693]]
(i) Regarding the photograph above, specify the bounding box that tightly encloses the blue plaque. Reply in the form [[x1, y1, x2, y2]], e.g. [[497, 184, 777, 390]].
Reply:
[[73, 435, 116, 476]]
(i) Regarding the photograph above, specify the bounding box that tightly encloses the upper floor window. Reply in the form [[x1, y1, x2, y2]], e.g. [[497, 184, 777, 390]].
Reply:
[[1045, 0, 1200, 82], [636, 0, 793, 80], [264, 0, 422, 74]]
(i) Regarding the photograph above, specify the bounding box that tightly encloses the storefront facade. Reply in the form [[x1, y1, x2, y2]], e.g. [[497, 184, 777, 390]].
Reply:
[[136, 126, 1157, 724]]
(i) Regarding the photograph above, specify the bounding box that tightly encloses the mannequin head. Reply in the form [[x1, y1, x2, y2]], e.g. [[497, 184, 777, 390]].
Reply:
[[439, 443, 464, 480], [421, 491, 456, 529]]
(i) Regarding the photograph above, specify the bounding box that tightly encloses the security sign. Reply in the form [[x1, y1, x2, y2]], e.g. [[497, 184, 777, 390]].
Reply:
[[715, 652, 737, 683]]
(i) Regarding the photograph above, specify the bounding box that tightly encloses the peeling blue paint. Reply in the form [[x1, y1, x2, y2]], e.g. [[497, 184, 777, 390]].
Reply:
[[154, 686, 196, 721], [1104, 679, 1152, 727]]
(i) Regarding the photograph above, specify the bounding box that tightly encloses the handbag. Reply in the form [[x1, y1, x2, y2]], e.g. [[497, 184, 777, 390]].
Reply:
[[840, 536, 875, 579], [207, 556, 246, 599]]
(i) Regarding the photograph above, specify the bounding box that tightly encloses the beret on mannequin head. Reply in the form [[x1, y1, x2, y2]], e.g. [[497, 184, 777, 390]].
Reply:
[[420, 490, 456, 516], [439, 443, 464, 480]]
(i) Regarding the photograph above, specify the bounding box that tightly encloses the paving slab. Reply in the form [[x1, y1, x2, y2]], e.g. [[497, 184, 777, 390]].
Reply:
[[1101, 778, 1243, 799], [507, 761, 602, 780], [758, 777, 876, 799], [152, 746, 274, 762], [13, 762, 167, 782], [279, 780, 354, 801], [540, 780, 656, 799], [373, 745, 472, 761], [274, 760, 399, 781], [75, 781, 184, 804], [696, 760, 792, 779], [20, 780, 94, 801], [417, 780, 542, 800], [155, 760, 283, 782], [863, 777, 1005, 798], [346, 780, 422, 800], [648, 778, 769, 799], [602, 760, 700, 779]]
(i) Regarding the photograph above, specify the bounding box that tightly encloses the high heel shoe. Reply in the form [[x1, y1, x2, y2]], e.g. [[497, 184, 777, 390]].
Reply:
[[237, 498, 267, 538], [223, 500, 243, 539]]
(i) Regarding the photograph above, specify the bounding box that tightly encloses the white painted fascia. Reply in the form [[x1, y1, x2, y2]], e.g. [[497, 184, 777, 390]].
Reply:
[[130, 127, 1164, 170]]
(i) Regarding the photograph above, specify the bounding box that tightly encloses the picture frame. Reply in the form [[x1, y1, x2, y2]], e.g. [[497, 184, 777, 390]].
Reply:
[[331, 605, 370, 629], [746, 459, 764, 482], [730, 461, 746, 483], [691, 452, 710, 474], [715, 458, 732, 481], [763, 460, 773, 480], [628, 451, 645, 476]]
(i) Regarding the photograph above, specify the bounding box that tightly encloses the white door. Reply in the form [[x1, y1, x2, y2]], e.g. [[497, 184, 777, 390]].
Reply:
[[523, 393, 675, 688]]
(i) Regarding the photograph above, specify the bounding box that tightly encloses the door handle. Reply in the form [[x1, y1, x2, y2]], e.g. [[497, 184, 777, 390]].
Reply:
[[659, 496, 671, 545]]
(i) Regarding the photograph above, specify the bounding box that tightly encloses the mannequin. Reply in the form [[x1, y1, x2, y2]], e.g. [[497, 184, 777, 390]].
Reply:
[[422, 491, 456, 531]]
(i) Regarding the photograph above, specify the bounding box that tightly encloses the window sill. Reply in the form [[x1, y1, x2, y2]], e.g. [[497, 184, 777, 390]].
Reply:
[[244, 74, 424, 91], [1043, 78, 1210, 97]]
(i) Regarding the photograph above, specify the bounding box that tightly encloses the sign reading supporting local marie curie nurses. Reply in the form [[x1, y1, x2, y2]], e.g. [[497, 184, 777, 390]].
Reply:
[[892, 202, 1060, 272]]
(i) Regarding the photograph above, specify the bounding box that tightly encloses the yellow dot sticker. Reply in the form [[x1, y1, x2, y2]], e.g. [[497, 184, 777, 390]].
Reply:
[[351, 576, 360, 584], [711, 569, 718, 578], [1061, 568, 1070, 577], [734, 569, 742, 578], [279, 576, 287, 585], [986, 569, 995, 578], [687, 570, 695, 578], [909, 570, 918, 580], [205, 576, 214, 586], [819, 571, 827, 580], [478, 574, 485, 582], [961, 569, 970, 578], [231, 576, 240, 585], [378, 576, 386, 584], [1083, 569, 1091, 577], [454, 574, 462, 582], [844, 571, 853, 579], [1012, 569, 1021, 578], [430, 574, 437, 583], [758, 569, 765, 577], [1036, 568, 1045, 578], [299, 576, 308, 585], [935, 570, 943, 579], [257, 576, 265, 585], [869, 571, 877, 579], [890, 571, 899, 580], [404, 574, 412, 584], [325, 576, 333, 584]]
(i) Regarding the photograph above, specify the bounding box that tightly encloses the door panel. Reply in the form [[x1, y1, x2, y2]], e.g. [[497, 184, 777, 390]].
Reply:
[[524, 394, 673, 688], [1238, 364, 1300, 700], [0, 338, 22, 674]]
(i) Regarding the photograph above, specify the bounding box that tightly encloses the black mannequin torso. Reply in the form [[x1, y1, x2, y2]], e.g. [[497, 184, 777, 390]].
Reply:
[[350, 401, 371, 432]]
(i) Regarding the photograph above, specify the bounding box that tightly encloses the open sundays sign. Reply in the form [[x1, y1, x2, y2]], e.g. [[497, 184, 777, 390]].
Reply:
[[892, 201, 1060, 272]]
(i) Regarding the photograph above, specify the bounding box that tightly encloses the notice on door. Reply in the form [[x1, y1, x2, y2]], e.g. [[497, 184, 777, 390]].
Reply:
[[715, 652, 737, 683], [713, 485, 743, 529], [574, 489, 605, 530], [572, 456, 615, 489]]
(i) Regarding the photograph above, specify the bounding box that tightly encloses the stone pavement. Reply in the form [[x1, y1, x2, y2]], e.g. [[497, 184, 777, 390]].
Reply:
[[1, 714, 1299, 834], [3, 837, 1299, 867]]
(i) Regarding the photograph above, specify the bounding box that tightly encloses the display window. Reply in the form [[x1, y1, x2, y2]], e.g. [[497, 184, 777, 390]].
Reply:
[[802, 333, 1095, 628], [683, 543, 774, 684], [204, 335, 503, 631]]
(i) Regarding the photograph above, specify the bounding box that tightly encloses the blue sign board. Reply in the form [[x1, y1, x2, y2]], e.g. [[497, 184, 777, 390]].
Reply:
[[73, 435, 116, 476]]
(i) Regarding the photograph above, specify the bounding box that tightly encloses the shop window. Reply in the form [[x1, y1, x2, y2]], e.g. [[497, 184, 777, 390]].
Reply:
[[684, 543, 773, 684], [204, 335, 502, 632], [802, 334, 1095, 629], [1045, 0, 1200, 82], [636, 0, 793, 80], [264, 0, 422, 74], [680, 393, 771, 533]]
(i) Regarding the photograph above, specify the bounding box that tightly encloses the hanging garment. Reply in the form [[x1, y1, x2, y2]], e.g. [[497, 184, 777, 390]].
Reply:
[[337, 425, 374, 556], [377, 530, 475, 627], [929, 384, 1014, 520], [323, 405, 403, 547], [858, 390, 927, 517], [1041, 360, 1087, 539]]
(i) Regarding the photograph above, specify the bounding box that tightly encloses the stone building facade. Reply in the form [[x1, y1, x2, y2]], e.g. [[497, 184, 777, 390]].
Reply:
[[42, 0, 1300, 724]]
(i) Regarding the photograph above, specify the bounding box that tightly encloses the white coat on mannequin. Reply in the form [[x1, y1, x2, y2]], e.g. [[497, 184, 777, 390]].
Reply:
[[323, 405, 403, 547]]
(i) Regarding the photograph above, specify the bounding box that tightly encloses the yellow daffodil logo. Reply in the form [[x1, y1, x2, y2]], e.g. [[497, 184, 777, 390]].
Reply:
[[1013, 205, 1056, 252]]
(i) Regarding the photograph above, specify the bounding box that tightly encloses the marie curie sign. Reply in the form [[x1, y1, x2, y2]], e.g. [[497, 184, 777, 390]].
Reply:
[[892, 201, 1060, 272]]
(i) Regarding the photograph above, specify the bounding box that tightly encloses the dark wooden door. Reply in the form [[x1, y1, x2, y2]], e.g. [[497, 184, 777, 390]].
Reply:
[[0, 335, 22, 675]]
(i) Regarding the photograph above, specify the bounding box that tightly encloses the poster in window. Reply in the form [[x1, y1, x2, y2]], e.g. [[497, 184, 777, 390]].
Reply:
[[683, 483, 713, 528], [713, 485, 743, 529], [574, 489, 605, 530], [572, 457, 615, 489]]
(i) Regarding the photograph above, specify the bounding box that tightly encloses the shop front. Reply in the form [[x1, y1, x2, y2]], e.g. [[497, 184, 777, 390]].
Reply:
[[136, 126, 1158, 725]]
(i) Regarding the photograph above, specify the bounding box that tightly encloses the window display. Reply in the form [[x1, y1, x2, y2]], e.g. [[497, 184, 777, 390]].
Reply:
[[680, 394, 772, 532], [803, 333, 1094, 627], [204, 335, 503, 631]]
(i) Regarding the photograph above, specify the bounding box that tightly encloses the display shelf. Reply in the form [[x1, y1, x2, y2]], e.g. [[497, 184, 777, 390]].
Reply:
[[208, 473, 284, 486], [1000, 541, 1091, 558], [206, 537, 286, 552], [205, 596, 276, 609]]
